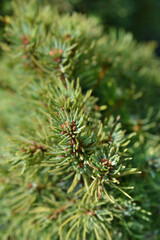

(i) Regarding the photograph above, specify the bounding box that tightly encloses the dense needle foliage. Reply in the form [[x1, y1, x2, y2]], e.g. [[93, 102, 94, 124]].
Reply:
[[0, 1, 160, 239]]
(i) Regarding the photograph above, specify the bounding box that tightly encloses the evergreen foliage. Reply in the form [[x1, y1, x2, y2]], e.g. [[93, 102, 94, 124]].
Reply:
[[0, 1, 160, 239]]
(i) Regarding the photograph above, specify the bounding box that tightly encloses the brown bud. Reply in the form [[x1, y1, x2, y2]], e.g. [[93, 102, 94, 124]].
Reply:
[[79, 161, 84, 168], [49, 49, 58, 55], [72, 125, 76, 131], [59, 49, 63, 55], [91, 210, 96, 216], [56, 57, 62, 63], [65, 34, 71, 40], [62, 121, 68, 129], [133, 125, 141, 132], [27, 183, 33, 190], [101, 158, 107, 163], [70, 139, 75, 145], [30, 145, 36, 149], [21, 35, 29, 46], [94, 105, 99, 111]]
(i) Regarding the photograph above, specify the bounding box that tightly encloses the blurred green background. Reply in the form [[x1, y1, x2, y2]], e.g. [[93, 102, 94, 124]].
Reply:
[[1, 0, 160, 54]]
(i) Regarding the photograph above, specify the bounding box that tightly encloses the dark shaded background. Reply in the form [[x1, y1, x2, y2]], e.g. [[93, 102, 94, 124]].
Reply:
[[1, 0, 160, 54], [73, 0, 160, 55]]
